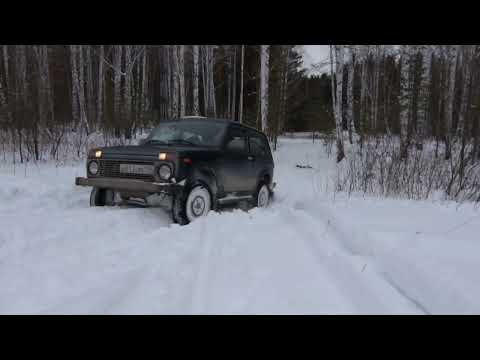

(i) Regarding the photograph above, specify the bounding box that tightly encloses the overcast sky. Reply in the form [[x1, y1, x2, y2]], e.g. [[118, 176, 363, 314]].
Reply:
[[301, 45, 330, 75]]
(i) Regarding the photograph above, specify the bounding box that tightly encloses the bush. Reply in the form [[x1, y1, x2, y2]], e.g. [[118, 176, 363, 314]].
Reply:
[[335, 135, 480, 203]]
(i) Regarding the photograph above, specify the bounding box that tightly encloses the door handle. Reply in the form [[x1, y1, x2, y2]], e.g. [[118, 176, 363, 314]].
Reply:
[[247, 156, 255, 161]]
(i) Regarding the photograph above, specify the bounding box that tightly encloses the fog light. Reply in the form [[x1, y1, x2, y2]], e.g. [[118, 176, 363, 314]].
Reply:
[[158, 164, 172, 180], [88, 161, 99, 175]]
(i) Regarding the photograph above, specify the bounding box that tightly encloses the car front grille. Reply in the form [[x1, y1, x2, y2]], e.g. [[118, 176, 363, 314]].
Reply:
[[97, 159, 155, 182]]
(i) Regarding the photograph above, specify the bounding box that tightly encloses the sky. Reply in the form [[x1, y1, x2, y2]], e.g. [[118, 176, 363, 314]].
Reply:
[[301, 45, 330, 75]]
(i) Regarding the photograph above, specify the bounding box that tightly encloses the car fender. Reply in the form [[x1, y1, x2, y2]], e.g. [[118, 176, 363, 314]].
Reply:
[[256, 168, 272, 190], [189, 164, 219, 204]]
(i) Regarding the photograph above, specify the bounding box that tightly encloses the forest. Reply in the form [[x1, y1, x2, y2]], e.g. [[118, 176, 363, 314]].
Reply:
[[0, 45, 312, 162], [0, 44, 479, 202]]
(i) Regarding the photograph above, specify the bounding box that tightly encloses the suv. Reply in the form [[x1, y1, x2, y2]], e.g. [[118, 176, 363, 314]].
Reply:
[[75, 117, 275, 225]]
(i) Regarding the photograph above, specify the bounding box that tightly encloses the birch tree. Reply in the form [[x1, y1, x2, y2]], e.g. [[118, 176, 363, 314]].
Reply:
[[346, 45, 357, 144], [416, 45, 433, 148], [331, 45, 345, 162]]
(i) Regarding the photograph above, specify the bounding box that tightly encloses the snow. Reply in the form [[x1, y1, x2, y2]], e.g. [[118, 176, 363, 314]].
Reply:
[[1, 138, 479, 314]]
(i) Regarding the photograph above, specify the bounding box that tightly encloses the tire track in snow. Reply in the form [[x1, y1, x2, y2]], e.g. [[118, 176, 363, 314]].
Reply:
[[188, 218, 214, 314], [380, 272, 431, 315], [293, 201, 432, 314], [280, 204, 424, 314]]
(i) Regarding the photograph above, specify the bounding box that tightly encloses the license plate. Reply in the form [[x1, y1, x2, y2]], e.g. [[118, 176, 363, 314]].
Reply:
[[119, 164, 153, 175]]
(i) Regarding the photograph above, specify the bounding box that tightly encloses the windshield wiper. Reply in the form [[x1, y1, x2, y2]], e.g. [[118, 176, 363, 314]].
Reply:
[[167, 139, 197, 146], [144, 139, 170, 146]]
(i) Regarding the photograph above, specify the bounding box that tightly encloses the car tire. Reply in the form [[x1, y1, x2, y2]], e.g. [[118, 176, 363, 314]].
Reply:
[[172, 184, 212, 225], [90, 187, 115, 207], [255, 182, 271, 208]]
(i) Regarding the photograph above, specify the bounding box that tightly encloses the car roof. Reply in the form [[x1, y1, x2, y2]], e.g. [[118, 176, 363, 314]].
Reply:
[[164, 116, 266, 137]]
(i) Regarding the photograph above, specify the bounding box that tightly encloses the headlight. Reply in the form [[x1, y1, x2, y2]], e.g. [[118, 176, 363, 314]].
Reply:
[[158, 164, 172, 180], [88, 161, 99, 175], [88, 149, 102, 158]]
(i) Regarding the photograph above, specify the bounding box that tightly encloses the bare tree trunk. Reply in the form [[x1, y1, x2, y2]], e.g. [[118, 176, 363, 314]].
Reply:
[[124, 45, 132, 137], [232, 45, 237, 120], [276, 45, 289, 149], [373, 46, 382, 133], [113, 45, 122, 125], [0, 64, 12, 126], [165, 46, 172, 119], [78, 45, 89, 135], [400, 45, 412, 159], [227, 46, 232, 118], [260, 45, 270, 132], [178, 45, 185, 117], [85, 46, 94, 130], [192, 45, 200, 116], [359, 46, 369, 144], [206, 45, 216, 117], [416, 45, 432, 148], [445, 45, 459, 160], [331, 45, 345, 163], [202, 46, 208, 117], [457, 46, 473, 140], [3, 45, 9, 90], [383, 50, 392, 136], [141, 45, 148, 124], [171, 45, 179, 118], [346, 46, 356, 144], [239, 45, 245, 123], [97, 45, 104, 127], [70, 45, 80, 128]]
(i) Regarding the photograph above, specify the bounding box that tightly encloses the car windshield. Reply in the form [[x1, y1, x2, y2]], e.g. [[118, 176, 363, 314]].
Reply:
[[145, 120, 227, 147]]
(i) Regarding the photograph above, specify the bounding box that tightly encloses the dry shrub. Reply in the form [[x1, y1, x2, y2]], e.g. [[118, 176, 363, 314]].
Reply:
[[335, 135, 480, 203]]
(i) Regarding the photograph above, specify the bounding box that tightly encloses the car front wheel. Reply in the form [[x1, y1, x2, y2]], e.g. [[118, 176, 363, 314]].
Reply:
[[90, 187, 115, 206], [172, 184, 212, 225]]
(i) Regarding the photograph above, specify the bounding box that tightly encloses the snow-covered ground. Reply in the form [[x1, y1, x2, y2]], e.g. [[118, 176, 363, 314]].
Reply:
[[1, 138, 479, 314]]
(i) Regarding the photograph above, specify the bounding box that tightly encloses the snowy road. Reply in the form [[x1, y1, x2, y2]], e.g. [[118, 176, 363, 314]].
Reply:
[[1, 139, 479, 314]]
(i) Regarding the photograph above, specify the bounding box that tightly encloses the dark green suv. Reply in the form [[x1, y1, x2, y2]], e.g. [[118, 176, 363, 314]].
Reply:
[[75, 117, 275, 225]]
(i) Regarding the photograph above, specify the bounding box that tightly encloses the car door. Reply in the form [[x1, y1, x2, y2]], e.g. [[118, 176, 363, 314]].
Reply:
[[219, 126, 255, 193]]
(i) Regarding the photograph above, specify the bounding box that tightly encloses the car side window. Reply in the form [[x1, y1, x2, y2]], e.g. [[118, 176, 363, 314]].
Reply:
[[225, 128, 247, 154]]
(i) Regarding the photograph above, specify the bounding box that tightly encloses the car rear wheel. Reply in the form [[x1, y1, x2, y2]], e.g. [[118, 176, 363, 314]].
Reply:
[[90, 187, 115, 206], [256, 183, 271, 208]]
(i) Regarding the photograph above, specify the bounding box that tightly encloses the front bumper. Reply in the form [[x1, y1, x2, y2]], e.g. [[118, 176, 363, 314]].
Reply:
[[75, 177, 184, 194]]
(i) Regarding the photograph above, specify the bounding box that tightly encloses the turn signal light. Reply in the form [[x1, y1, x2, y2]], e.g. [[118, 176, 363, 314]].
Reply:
[[183, 158, 192, 165]]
